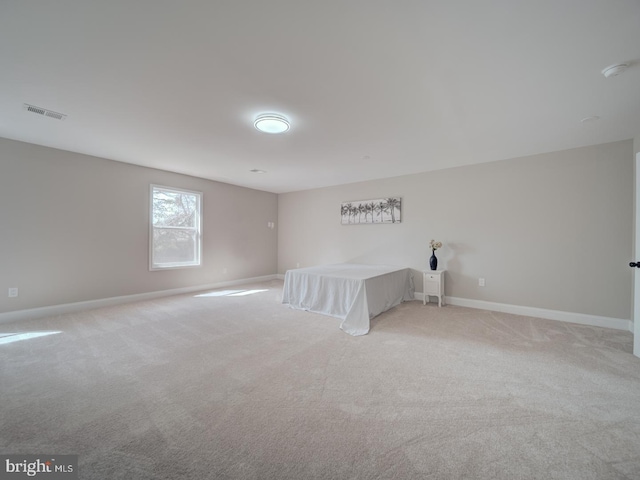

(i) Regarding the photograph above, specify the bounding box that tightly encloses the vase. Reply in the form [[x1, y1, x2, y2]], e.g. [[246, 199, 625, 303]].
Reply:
[[429, 250, 438, 270]]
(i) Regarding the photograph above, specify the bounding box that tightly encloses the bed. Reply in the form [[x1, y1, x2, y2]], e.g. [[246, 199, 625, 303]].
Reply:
[[282, 263, 414, 336]]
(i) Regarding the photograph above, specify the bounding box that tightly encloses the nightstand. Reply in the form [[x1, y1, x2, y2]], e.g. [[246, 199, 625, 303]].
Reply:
[[423, 270, 445, 307]]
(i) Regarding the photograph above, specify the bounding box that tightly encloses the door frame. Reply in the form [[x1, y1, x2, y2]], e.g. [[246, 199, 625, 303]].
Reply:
[[635, 152, 640, 357]]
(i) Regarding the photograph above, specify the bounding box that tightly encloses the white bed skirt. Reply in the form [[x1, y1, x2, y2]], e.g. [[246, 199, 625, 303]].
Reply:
[[282, 264, 414, 336]]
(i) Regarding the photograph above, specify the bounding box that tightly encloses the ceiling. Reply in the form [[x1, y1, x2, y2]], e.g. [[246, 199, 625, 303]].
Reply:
[[1, 1, 639, 194]]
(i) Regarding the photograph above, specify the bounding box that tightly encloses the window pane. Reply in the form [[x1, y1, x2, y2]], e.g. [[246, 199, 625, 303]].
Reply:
[[150, 185, 202, 270], [153, 228, 198, 265], [153, 189, 197, 227]]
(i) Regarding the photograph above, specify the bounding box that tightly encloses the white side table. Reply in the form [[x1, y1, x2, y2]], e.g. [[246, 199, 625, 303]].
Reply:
[[423, 270, 445, 307]]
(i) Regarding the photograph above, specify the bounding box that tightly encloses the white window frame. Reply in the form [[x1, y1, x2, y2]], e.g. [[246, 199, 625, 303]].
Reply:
[[150, 184, 202, 270]]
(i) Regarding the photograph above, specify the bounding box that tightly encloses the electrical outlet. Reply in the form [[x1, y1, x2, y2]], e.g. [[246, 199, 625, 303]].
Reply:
[[296, 262, 300, 268], [8, 288, 18, 298], [478, 278, 486, 287], [223, 268, 228, 274]]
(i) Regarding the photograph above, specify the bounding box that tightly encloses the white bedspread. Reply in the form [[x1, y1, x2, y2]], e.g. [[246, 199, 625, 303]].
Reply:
[[282, 264, 414, 336]]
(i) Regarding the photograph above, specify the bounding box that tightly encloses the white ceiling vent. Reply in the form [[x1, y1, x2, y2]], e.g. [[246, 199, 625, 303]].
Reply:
[[23, 103, 67, 121]]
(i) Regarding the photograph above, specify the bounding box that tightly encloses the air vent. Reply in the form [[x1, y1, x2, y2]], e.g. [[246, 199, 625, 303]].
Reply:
[[24, 103, 67, 121]]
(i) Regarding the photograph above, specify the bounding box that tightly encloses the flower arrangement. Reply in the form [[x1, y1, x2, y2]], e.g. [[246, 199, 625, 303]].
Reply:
[[429, 239, 442, 251], [428, 240, 442, 270]]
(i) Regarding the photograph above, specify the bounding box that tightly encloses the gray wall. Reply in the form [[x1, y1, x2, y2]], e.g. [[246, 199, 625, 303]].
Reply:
[[2, 136, 634, 322], [278, 140, 634, 320], [0, 138, 278, 313]]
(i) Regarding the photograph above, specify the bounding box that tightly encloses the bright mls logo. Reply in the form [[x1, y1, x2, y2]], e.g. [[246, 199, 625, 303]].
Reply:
[[0, 456, 77, 479]]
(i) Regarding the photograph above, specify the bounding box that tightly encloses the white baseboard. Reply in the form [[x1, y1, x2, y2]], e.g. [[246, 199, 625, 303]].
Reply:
[[4, 283, 631, 333], [414, 292, 632, 332], [0, 274, 279, 324]]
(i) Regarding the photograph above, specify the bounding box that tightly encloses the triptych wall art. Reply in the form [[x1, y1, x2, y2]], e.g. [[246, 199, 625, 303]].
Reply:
[[340, 197, 402, 225]]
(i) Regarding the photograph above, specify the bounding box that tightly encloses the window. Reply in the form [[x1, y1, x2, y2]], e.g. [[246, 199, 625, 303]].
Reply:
[[150, 185, 202, 270]]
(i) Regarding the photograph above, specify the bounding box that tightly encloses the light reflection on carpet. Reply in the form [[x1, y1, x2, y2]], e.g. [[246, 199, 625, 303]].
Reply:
[[0, 331, 61, 345], [194, 289, 268, 298]]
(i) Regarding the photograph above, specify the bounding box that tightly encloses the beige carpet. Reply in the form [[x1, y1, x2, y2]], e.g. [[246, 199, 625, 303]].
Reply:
[[1, 279, 639, 479]]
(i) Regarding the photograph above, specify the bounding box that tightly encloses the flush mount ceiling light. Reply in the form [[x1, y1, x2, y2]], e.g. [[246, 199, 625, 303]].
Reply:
[[254, 114, 290, 134], [602, 63, 629, 78]]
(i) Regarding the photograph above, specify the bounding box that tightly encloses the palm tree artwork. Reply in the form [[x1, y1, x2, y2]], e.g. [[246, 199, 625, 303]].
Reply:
[[340, 197, 401, 224]]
